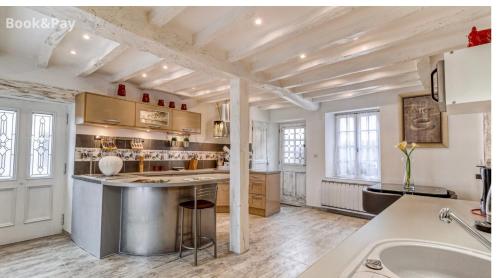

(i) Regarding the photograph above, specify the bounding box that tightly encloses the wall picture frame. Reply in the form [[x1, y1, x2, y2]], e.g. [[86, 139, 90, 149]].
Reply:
[[399, 92, 448, 148]]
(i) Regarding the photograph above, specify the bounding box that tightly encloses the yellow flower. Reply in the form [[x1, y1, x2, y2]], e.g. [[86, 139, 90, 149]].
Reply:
[[395, 141, 408, 151]]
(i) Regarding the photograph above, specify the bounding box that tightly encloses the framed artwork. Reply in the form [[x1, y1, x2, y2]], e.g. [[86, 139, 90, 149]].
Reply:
[[400, 93, 448, 148]]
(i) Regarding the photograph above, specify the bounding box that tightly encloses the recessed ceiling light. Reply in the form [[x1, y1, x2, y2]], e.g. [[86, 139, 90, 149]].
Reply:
[[82, 34, 90, 40], [141, 73, 147, 78], [254, 18, 263, 26], [300, 53, 307, 59], [70, 50, 77, 55], [162, 65, 168, 70]]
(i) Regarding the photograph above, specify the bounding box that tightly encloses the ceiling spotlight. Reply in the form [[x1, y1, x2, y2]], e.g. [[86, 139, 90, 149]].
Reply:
[[141, 73, 147, 78], [162, 65, 168, 70], [254, 18, 263, 26], [82, 34, 90, 40], [300, 53, 306, 59], [70, 50, 77, 55]]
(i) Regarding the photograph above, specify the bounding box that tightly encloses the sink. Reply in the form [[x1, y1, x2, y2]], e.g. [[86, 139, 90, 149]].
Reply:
[[341, 239, 490, 278]]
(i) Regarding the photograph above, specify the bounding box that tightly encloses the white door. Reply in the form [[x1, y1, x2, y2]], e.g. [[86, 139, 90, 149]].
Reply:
[[252, 121, 269, 171], [279, 122, 306, 206], [0, 98, 67, 245]]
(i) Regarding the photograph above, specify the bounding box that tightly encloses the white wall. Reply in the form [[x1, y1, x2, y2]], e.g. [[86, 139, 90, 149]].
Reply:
[[270, 90, 485, 206]]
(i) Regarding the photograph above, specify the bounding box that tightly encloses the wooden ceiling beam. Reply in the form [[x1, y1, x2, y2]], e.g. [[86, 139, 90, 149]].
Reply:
[[250, 6, 421, 73], [148, 7, 186, 27], [30, 7, 319, 111], [302, 71, 420, 99], [292, 61, 417, 94], [37, 23, 71, 68], [228, 6, 353, 62], [111, 58, 164, 83], [194, 7, 255, 47], [172, 79, 227, 96], [140, 68, 194, 89], [313, 82, 423, 103], [266, 7, 490, 82], [278, 15, 489, 89], [78, 44, 128, 77]]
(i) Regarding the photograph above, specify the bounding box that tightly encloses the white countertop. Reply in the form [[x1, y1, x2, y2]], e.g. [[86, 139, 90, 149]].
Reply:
[[73, 172, 229, 188], [300, 195, 490, 277]]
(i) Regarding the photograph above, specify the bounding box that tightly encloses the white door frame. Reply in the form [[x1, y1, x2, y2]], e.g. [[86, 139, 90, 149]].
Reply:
[[0, 97, 68, 245], [279, 121, 306, 206]]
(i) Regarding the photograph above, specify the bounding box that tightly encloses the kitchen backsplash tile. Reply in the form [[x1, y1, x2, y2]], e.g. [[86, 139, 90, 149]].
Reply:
[[73, 134, 227, 175]]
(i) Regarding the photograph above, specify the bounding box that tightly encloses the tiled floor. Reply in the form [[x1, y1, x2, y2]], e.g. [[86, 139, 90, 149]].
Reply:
[[0, 206, 367, 278]]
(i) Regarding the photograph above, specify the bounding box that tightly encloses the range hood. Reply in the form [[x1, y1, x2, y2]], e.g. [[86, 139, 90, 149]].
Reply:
[[214, 102, 230, 138]]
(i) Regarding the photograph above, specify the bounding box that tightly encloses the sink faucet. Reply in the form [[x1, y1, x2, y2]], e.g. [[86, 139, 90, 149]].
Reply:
[[439, 208, 491, 250]]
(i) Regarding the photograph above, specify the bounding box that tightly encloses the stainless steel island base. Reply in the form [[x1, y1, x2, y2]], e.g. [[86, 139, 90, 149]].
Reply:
[[121, 186, 215, 256], [71, 175, 222, 258]]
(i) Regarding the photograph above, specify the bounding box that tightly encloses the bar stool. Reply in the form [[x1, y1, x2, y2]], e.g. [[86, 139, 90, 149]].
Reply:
[[178, 184, 218, 266]]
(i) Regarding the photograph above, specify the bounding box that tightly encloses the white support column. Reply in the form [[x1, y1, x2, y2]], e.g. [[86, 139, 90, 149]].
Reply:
[[229, 78, 250, 254]]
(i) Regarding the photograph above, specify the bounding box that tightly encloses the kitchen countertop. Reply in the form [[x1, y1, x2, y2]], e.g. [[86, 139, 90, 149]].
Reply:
[[73, 173, 229, 188], [300, 195, 490, 277], [72, 168, 280, 184]]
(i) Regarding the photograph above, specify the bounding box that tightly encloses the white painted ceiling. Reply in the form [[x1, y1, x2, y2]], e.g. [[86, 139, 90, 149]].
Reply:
[[0, 6, 491, 110]]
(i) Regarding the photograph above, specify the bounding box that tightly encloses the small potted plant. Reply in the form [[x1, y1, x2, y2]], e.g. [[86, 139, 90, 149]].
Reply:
[[171, 136, 178, 147], [183, 137, 190, 148]]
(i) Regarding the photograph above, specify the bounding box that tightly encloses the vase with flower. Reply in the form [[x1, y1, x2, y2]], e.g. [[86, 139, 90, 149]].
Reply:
[[396, 141, 417, 192]]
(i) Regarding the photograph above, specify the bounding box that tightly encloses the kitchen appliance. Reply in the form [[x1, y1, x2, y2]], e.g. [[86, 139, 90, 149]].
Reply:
[[431, 60, 446, 112], [477, 166, 491, 215]]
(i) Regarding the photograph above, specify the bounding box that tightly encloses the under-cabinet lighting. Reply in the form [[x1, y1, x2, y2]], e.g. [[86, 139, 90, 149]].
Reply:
[[300, 53, 306, 59], [142, 73, 148, 78], [70, 50, 77, 55], [162, 65, 168, 70], [82, 34, 91, 40], [254, 18, 262, 26]]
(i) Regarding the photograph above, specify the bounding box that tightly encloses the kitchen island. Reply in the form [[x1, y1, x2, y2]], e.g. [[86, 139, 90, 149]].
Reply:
[[72, 172, 229, 258], [300, 195, 491, 277]]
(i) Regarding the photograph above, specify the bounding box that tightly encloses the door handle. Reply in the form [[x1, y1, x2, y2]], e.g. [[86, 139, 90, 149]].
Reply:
[[104, 119, 120, 124]]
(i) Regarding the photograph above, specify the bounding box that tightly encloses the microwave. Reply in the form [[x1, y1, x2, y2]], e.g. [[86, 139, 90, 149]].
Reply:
[[430, 60, 446, 112]]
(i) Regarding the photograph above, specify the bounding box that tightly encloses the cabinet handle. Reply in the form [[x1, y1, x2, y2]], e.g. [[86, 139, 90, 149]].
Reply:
[[104, 119, 120, 124], [148, 125, 161, 129]]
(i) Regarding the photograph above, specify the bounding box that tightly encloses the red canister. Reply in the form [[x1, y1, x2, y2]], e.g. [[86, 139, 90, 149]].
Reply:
[[117, 84, 126, 96], [181, 104, 187, 110], [158, 99, 165, 106], [142, 93, 150, 103], [169, 101, 176, 109]]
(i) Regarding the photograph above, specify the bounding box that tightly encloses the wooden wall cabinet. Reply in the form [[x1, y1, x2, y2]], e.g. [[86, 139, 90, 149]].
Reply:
[[135, 103, 171, 130], [171, 109, 201, 133], [76, 93, 135, 127], [216, 172, 281, 217], [75, 93, 201, 134]]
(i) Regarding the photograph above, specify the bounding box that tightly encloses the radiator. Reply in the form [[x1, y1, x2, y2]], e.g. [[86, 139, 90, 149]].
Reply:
[[321, 180, 370, 212]]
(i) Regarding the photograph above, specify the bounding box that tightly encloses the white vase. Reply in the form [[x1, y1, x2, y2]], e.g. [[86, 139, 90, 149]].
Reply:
[[98, 155, 123, 176]]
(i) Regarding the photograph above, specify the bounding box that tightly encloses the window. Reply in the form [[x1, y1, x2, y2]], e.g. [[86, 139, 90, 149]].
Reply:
[[334, 110, 380, 181], [30, 113, 54, 178], [281, 126, 305, 165], [0, 109, 17, 180]]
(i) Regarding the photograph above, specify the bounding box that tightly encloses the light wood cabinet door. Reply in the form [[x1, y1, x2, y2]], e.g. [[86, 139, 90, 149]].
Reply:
[[171, 109, 201, 133], [249, 194, 266, 209], [84, 93, 135, 127], [217, 182, 229, 207], [135, 103, 171, 130], [250, 181, 266, 195]]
